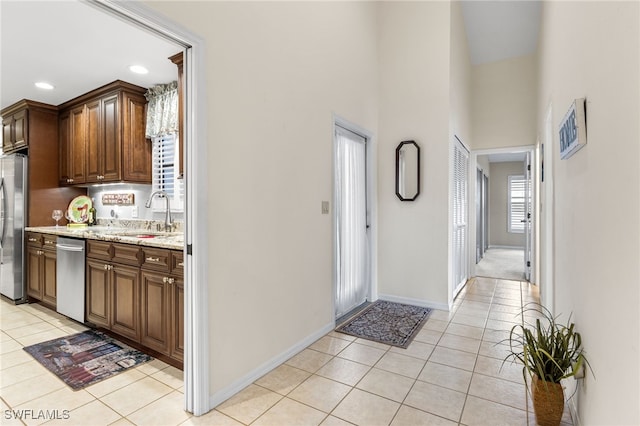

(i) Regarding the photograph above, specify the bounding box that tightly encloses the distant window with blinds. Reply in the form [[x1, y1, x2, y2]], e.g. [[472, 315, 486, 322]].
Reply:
[[508, 175, 525, 233], [152, 133, 184, 212]]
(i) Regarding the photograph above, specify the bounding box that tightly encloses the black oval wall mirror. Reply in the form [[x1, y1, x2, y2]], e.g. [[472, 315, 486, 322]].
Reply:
[[395, 140, 420, 201]]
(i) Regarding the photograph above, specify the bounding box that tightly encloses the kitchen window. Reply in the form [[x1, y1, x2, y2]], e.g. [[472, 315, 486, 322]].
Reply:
[[508, 175, 525, 233], [152, 133, 184, 212]]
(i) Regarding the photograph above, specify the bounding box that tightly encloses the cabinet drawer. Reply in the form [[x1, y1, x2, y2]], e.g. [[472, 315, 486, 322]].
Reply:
[[87, 240, 113, 260], [26, 232, 42, 247], [42, 234, 58, 250], [112, 243, 142, 266], [171, 250, 184, 277], [142, 248, 171, 272]]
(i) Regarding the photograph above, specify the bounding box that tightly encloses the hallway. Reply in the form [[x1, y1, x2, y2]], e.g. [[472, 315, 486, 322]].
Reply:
[[1, 278, 573, 425], [475, 249, 525, 282]]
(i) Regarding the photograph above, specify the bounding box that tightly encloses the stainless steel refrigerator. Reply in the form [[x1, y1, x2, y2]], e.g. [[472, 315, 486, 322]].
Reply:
[[0, 153, 28, 302]]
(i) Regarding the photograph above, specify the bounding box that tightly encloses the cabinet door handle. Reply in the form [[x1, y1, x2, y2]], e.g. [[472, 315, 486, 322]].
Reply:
[[177, 262, 184, 267], [103, 264, 109, 270], [45, 240, 55, 245], [28, 238, 38, 242], [168, 278, 175, 284], [146, 256, 161, 262], [163, 277, 168, 283]]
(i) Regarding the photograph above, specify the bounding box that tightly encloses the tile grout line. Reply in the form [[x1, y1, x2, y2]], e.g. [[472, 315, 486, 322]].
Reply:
[[455, 277, 497, 425]]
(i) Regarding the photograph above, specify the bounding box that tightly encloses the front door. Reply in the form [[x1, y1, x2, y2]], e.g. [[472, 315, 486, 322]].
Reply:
[[334, 125, 369, 319]]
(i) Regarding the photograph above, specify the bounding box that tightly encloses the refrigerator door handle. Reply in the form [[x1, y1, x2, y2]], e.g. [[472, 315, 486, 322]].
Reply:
[[0, 177, 6, 246]]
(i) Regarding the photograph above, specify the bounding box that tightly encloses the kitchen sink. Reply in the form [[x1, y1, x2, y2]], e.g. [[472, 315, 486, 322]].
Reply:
[[96, 229, 183, 239]]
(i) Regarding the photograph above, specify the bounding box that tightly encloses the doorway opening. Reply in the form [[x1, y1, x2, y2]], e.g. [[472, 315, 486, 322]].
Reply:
[[90, 1, 210, 415], [471, 146, 536, 284]]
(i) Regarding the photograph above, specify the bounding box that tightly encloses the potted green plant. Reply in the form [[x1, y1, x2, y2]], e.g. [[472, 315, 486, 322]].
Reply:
[[503, 303, 592, 426]]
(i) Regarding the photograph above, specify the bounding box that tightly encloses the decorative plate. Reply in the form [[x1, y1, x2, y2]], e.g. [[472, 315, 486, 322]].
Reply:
[[67, 195, 92, 223]]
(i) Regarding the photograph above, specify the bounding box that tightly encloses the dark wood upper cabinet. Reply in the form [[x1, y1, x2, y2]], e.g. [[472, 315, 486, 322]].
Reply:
[[169, 52, 184, 179], [58, 80, 151, 186], [122, 91, 151, 182], [2, 105, 28, 153], [1, 100, 85, 226]]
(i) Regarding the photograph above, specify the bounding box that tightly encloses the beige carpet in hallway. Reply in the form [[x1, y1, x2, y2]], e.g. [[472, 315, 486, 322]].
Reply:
[[475, 248, 526, 281]]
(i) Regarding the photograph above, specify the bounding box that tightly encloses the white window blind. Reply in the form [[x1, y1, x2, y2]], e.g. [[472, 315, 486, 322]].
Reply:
[[452, 138, 469, 295], [508, 175, 525, 233], [152, 133, 184, 212]]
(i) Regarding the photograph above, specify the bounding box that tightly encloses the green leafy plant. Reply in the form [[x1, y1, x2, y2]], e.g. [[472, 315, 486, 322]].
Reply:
[[504, 302, 592, 383]]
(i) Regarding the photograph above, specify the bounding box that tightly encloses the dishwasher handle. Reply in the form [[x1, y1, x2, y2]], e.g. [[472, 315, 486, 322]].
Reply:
[[56, 243, 84, 252]]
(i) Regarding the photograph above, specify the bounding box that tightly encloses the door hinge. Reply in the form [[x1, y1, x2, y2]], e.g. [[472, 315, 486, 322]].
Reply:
[[527, 164, 531, 171], [527, 261, 531, 267], [187, 244, 193, 255]]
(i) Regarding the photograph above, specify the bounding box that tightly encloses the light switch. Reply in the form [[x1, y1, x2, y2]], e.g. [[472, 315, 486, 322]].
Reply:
[[321, 201, 330, 214]]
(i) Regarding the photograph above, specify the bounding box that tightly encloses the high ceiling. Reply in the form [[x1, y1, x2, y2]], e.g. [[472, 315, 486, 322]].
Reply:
[[1, 1, 542, 110], [461, 1, 542, 65]]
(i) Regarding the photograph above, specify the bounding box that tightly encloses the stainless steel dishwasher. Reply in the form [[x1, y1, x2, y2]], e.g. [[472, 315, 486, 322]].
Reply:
[[56, 237, 86, 323]]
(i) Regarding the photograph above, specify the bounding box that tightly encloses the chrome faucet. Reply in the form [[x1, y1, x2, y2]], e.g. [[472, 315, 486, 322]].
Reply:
[[145, 190, 172, 232]]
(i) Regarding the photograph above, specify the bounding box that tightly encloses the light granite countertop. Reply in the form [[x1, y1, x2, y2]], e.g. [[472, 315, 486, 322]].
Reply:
[[25, 226, 184, 250]]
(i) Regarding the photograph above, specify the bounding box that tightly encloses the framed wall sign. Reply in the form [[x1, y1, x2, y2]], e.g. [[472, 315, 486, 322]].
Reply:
[[559, 98, 587, 160]]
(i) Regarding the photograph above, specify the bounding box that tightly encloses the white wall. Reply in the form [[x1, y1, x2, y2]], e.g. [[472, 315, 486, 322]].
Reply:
[[537, 1, 639, 424], [376, 1, 452, 309], [144, 0, 380, 402], [488, 162, 525, 248], [472, 54, 537, 150], [477, 155, 490, 175], [449, 1, 472, 146]]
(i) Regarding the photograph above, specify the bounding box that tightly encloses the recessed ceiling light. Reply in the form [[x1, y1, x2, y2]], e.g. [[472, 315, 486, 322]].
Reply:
[[129, 65, 149, 74], [35, 82, 54, 90]]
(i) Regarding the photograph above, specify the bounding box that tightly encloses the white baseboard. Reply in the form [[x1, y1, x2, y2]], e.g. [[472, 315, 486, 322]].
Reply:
[[487, 245, 524, 250], [208, 321, 335, 409], [377, 293, 449, 312]]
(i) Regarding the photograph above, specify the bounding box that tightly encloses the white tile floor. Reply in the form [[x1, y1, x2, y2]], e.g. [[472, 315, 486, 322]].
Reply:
[[0, 277, 574, 425]]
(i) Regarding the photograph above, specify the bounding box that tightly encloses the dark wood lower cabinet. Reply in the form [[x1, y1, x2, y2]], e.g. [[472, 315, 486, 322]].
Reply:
[[111, 264, 140, 341], [86, 241, 183, 367], [86, 259, 140, 342], [170, 277, 184, 362], [140, 271, 170, 355], [26, 233, 57, 310], [86, 259, 111, 328], [27, 246, 43, 299], [42, 250, 58, 307]]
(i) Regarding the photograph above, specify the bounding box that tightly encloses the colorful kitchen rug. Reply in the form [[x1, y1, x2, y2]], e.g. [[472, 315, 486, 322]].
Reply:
[[335, 300, 431, 348], [23, 330, 153, 390]]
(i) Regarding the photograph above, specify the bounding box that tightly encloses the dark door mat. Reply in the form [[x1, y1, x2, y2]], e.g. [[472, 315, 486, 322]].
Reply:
[[335, 300, 431, 348], [23, 329, 153, 390]]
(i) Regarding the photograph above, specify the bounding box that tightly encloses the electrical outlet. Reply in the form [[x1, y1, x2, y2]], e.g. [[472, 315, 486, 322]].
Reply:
[[132, 206, 138, 218], [321, 201, 330, 214]]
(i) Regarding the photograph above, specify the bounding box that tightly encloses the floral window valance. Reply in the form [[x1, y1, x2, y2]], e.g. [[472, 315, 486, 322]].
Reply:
[[145, 81, 178, 138]]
